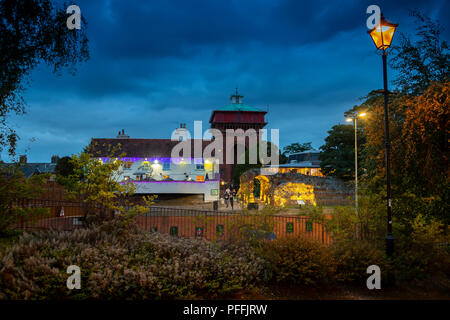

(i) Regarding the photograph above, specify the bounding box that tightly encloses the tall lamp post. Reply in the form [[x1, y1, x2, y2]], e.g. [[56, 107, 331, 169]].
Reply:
[[346, 112, 367, 214], [368, 14, 398, 257]]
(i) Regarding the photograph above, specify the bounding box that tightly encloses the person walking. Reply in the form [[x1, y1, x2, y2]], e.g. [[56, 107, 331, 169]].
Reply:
[[224, 187, 231, 208], [232, 188, 237, 200], [230, 190, 234, 210]]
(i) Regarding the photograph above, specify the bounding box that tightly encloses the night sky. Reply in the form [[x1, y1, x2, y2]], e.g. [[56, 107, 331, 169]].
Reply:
[[3, 0, 449, 162]]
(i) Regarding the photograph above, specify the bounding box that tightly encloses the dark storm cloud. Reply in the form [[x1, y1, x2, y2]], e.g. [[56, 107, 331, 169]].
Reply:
[[3, 0, 448, 161]]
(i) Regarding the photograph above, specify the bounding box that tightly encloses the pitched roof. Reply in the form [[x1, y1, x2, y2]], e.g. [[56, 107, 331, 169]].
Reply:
[[0, 163, 57, 178], [89, 138, 214, 158]]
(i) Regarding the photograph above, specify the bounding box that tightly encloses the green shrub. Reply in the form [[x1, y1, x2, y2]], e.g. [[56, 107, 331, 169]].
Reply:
[[393, 214, 450, 282], [258, 236, 336, 286], [0, 218, 265, 300], [331, 240, 389, 283]]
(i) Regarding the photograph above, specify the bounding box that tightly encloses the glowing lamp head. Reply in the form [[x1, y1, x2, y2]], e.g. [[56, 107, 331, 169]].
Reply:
[[359, 112, 367, 117], [368, 14, 398, 51], [346, 118, 353, 123]]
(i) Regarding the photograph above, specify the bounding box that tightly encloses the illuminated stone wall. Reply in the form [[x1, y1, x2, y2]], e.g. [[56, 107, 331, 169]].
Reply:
[[273, 182, 316, 207], [239, 169, 353, 207]]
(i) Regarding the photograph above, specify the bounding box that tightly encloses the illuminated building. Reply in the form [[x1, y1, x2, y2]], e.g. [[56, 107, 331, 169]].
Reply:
[[265, 150, 323, 176], [90, 128, 220, 202]]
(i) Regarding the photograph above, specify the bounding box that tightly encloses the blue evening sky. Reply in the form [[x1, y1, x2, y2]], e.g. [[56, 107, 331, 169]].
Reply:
[[2, 0, 449, 162]]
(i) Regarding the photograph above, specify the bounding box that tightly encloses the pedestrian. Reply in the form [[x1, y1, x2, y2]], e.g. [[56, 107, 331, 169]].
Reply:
[[230, 191, 234, 210], [224, 187, 231, 208], [232, 188, 237, 200]]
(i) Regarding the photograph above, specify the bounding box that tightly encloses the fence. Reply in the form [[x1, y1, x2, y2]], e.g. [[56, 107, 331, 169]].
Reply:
[[11, 198, 109, 231], [10, 202, 332, 244], [135, 206, 331, 244]]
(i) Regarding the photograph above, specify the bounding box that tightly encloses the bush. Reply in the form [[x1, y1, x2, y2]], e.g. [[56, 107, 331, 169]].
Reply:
[[394, 214, 450, 282], [331, 240, 389, 284], [258, 236, 336, 286], [0, 218, 265, 299]]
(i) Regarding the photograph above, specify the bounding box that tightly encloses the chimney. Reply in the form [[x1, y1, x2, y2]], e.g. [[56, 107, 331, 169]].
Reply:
[[51, 155, 59, 163], [19, 155, 27, 164], [117, 129, 129, 139]]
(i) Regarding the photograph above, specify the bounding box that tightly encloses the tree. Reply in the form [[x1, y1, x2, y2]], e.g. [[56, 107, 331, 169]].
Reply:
[[356, 12, 449, 223], [232, 140, 281, 186], [62, 152, 133, 219], [359, 82, 449, 223], [319, 124, 365, 180], [390, 10, 449, 95], [55, 156, 74, 177], [401, 81, 449, 194], [0, 164, 48, 235], [0, 0, 89, 156], [282, 142, 312, 156]]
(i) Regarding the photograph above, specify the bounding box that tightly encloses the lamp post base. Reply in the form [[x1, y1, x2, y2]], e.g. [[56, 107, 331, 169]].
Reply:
[[386, 234, 394, 257]]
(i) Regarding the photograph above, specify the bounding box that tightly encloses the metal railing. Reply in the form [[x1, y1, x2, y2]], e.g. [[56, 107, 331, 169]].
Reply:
[[135, 206, 331, 244], [10, 201, 331, 244]]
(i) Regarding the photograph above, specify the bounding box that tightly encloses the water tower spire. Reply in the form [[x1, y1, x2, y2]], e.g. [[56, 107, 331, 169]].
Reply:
[[230, 88, 243, 104]]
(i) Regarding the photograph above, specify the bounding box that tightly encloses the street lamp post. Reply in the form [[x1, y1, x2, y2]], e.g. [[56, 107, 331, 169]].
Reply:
[[346, 112, 367, 215], [368, 14, 398, 257]]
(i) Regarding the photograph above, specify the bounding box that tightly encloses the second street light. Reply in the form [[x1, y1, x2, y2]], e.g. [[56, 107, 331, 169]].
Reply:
[[346, 112, 367, 215], [368, 13, 398, 257]]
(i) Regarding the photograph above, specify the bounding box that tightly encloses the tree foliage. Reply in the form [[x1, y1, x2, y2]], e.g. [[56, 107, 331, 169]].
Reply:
[[0, 0, 89, 156], [54, 156, 74, 177], [232, 140, 281, 186], [0, 164, 48, 235], [360, 82, 449, 223], [61, 152, 134, 218], [282, 142, 312, 155], [390, 10, 449, 95], [319, 124, 365, 180]]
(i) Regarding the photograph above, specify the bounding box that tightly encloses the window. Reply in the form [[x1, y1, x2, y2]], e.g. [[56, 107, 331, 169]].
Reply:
[[196, 164, 204, 170], [163, 161, 171, 170]]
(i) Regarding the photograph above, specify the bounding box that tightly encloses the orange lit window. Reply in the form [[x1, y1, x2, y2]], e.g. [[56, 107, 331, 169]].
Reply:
[[196, 175, 205, 182]]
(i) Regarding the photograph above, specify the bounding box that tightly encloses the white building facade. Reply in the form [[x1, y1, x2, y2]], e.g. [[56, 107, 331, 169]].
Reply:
[[92, 130, 220, 202]]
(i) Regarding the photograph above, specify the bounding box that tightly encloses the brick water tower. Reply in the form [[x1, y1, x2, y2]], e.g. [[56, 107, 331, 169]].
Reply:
[[209, 89, 267, 184]]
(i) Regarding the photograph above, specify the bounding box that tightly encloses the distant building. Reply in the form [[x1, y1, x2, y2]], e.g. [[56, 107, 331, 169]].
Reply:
[[90, 90, 270, 201], [210, 90, 267, 183], [90, 128, 220, 202], [264, 150, 323, 177], [6, 155, 58, 178]]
